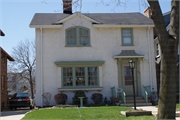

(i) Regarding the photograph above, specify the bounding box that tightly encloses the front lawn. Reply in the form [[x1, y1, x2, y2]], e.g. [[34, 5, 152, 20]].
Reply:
[[156, 104, 180, 110], [22, 106, 155, 119]]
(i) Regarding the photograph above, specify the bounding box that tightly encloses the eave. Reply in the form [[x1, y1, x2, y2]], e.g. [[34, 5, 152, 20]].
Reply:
[[54, 61, 105, 67], [29, 25, 63, 28], [1, 47, 15, 61], [93, 24, 154, 28]]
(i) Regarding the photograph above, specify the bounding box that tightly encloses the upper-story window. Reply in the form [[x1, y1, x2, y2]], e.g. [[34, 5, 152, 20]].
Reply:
[[66, 27, 90, 46], [122, 29, 133, 46]]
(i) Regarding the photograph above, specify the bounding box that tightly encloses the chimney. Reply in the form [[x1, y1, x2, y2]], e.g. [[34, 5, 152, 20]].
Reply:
[[62, 0, 72, 14], [144, 7, 152, 19]]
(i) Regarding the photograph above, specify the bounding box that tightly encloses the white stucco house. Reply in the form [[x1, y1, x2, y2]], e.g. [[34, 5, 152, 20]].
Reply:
[[30, 1, 156, 107]]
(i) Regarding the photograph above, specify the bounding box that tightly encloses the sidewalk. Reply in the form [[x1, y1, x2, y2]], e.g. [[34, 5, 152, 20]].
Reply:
[[0, 109, 31, 120], [136, 106, 180, 119]]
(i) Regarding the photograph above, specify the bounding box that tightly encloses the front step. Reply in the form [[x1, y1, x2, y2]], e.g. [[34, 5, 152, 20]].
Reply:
[[119, 96, 152, 107], [121, 102, 152, 107]]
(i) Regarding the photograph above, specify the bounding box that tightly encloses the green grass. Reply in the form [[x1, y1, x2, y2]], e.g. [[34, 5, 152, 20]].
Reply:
[[22, 106, 155, 120], [156, 103, 180, 110]]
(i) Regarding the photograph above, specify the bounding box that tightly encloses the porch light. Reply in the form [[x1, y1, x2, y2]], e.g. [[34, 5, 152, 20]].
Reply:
[[129, 59, 135, 69], [129, 58, 136, 110]]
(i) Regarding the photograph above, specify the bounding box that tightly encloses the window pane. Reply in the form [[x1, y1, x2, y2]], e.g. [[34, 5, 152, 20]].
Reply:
[[67, 36, 76, 45], [88, 67, 98, 86], [76, 77, 85, 86], [63, 67, 73, 87], [124, 66, 132, 85], [80, 28, 88, 36], [79, 28, 89, 46], [75, 67, 85, 86], [123, 37, 132, 44], [123, 30, 131, 37], [67, 28, 76, 36], [63, 77, 73, 86], [80, 36, 89, 45], [63, 68, 66, 76]]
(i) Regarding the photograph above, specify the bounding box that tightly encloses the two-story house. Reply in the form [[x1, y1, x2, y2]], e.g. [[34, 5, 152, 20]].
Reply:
[[30, 0, 156, 107], [1, 47, 14, 109]]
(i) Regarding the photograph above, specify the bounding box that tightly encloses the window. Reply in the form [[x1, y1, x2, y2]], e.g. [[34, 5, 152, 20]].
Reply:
[[156, 44, 159, 56], [66, 27, 90, 46], [62, 66, 98, 88], [124, 66, 132, 85], [1, 76, 5, 90], [66, 28, 77, 46], [88, 67, 98, 86], [122, 29, 133, 45], [63, 67, 73, 87], [75, 67, 85, 86]]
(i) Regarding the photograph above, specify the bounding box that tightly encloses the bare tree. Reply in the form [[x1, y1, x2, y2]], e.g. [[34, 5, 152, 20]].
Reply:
[[11, 39, 36, 99]]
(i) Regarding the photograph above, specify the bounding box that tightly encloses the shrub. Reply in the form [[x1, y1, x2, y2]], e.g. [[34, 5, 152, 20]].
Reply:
[[54, 93, 67, 105], [42, 92, 51, 106]]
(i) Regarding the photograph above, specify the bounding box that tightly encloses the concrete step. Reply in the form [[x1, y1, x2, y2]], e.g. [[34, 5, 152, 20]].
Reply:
[[119, 97, 144, 100], [125, 99, 151, 103], [121, 102, 152, 107]]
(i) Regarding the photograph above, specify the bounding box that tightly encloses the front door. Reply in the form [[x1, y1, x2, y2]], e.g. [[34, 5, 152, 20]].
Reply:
[[122, 65, 137, 96]]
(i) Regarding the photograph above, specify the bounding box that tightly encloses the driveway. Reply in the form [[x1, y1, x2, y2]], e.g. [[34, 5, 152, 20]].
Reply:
[[0, 108, 31, 120]]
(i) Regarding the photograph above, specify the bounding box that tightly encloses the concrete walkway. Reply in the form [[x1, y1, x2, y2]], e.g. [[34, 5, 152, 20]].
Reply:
[[0, 108, 31, 120], [136, 106, 180, 119]]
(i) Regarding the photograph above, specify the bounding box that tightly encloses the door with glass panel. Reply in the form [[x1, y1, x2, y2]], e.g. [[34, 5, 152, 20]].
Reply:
[[122, 65, 137, 96]]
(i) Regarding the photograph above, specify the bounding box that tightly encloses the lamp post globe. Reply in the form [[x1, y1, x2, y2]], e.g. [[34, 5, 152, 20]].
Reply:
[[129, 59, 135, 69]]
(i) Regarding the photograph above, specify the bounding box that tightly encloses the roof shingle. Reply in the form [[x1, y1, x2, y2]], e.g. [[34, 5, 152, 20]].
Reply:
[[30, 12, 154, 26]]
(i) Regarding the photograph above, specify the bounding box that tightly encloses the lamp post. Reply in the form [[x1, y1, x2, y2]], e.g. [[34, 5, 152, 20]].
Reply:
[[129, 58, 136, 110]]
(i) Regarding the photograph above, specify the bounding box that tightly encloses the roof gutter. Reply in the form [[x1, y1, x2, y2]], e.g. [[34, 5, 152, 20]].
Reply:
[[93, 24, 154, 28], [29, 25, 63, 28]]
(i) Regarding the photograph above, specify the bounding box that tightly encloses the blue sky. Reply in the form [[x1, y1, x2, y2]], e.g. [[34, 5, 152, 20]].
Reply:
[[0, 0, 171, 55]]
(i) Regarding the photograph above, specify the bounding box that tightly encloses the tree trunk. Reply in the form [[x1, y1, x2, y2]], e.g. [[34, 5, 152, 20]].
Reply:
[[29, 70, 34, 99], [148, 0, 179, 119]]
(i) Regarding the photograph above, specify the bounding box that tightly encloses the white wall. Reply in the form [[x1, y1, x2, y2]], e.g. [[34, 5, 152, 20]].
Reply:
[[35, 15, 156, 106]]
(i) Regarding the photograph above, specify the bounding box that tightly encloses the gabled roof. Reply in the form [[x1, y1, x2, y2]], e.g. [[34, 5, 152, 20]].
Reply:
[[1, 47, 15, 61], [30, 12, 154, 28], [163, 11, 171, 28]]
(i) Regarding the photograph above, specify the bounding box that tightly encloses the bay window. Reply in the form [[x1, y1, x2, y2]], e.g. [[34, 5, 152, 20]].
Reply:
[[62, 66, 98, 88]]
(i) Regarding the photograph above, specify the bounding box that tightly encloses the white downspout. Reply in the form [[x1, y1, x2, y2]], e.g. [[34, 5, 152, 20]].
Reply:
[[40, 27, 43, 108], [147, 26, 152, 92]]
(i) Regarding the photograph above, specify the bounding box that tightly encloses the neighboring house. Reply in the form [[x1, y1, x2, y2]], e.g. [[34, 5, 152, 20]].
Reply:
[[1, 47, 15, 109], [0, 29, 5, 36], [144, 8, 179, 97], [30, 0, 156, 107], [7, 73, 30, 93]]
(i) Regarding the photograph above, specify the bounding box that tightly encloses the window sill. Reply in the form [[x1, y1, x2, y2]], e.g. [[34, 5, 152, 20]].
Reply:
[[65, 45, 91, 47], [121, 44, 134, 46], [58, 87, 103, 92]]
